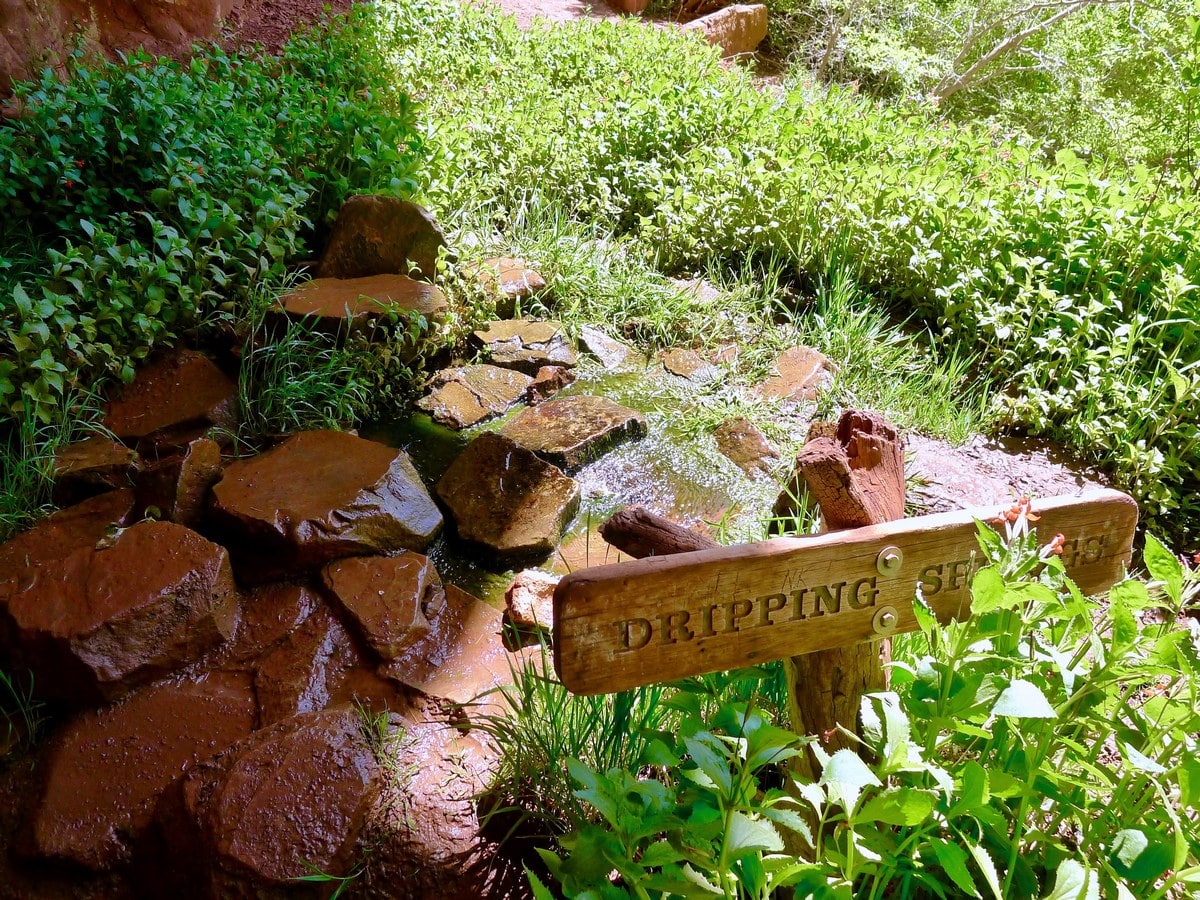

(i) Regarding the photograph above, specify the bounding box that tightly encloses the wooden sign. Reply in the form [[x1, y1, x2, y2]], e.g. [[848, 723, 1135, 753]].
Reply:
[[553, 489, 1138, 695]]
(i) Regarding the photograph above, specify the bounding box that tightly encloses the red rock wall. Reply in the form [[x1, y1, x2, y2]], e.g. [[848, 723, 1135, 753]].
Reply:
[[1, 0, 244, 93]]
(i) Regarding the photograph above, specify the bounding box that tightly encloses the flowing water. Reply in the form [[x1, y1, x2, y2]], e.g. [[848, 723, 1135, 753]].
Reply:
[[363, 358, 782, 606]]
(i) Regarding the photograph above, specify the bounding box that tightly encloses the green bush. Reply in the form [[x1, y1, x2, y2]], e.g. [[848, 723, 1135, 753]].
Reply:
[[536, 518, 1200, 898], [0, 8, 425, 422], [379, 0, 1200, 539]]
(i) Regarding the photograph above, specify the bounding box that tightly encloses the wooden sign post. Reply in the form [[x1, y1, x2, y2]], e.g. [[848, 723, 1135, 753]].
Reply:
[[552, 489, 1139, 696]]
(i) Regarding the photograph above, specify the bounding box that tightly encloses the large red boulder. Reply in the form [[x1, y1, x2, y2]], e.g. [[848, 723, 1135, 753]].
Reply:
[[209, 430, 443, 583], [29, 671, 257, 871], [321, 553, 443, 661], [317, 195, 447, 282], [102, 350, 238, 453], [0, 494, 239, 702], [157, 706, 382, 895]]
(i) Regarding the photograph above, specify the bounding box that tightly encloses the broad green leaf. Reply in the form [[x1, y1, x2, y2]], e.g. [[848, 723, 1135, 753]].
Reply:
[[684, 734, 733, 795], [819, 749, 881, 813], [992, 679, 1056, 719], [640, 840, 683, 868], [933, 840, 980, 898], [1109, 579, 1154, 611], [1109, 591, 1137, 658], [680, 862, 723, 895], [947, 762, 989, 818], [970, 567, 1006, 614], [760, 806, 813, 847], [724, 812, 783, 859], [913, 586, 937, 634], [1142, 534, 1183, 605], [858, 788, 935, 825], [1042, 858, 1099, 900], [1110, 828, 1173, 881]]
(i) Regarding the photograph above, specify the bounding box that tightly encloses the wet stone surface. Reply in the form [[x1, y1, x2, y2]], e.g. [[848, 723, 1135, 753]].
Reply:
[[52, 436, 139, 506], [660, 347, 720, 383], [579, 325, 633, 369], [317, 195, 447, 282], [714, 417, 780, 480], [276, 274, 449, 335], [436, 432, 581, 565], [755, 345, 834, 401], [209, 430, 443, 582], [132, 436, 221, 527], [31, 670, 258, 871], [504, 569, 558, 630], [471, 319, 578, 375], [472, 256, 548, 318], [102, 350, 238, 452], [500, 394, 647, 473], [159, 705, 381, 892], [0, 507, 239, 703], [417, 364, 533, 430], [321, 553, 443, 661]]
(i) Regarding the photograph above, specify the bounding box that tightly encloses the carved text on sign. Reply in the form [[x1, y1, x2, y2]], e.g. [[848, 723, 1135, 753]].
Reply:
[[553, 491, 1138, 694]]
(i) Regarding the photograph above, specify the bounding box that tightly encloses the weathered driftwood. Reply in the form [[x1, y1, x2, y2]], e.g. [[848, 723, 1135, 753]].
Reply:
[[781, 410, 905, 778], [599, 506, 719, 559]]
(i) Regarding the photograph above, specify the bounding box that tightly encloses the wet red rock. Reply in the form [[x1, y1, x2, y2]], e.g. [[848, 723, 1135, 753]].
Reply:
[[102, 350, 237, 451], [209, 430, 443, 582], [225, 581, 323, 662], [164, 706, 381, 891], [660, 347, 719, 382], [714, 417, 780, 479], [471, 320, 577, 375], [355, 714, 528, 899], [504, 569, 558, 629], [435, 432, 580, 564], [30, 671, 257, 870], [0, 503, 238, 702], [276, 274, 449, 334], [133, 436, 221, 526], [416, 364, 533, 429], [317, 195, 447, 282], [473, 257, 548, 318], [321, 553, 442, 661], [52, 436, 139, 505], [252, 607, 359, 725], [500, 394, 647, 472], [380, 585, 516, 712], [525, 364, 576, 405], [755, 345, 834, 401]]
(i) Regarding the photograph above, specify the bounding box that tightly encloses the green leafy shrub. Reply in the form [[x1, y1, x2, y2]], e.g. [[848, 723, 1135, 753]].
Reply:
[[535, 516, 1200, 898], [0, 8, 425, 422]]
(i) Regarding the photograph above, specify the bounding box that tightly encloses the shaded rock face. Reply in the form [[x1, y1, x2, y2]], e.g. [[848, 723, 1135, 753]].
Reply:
[[51, 436, 139, 506], [660, 347, 719, 383], [525, 365, 576, 406], [103, 350, 238, 452], [321, 553, 443, 661], [0, 501, 238, 702], [30, 670, 257, 871], [275, 274, 449, 334], [436, 432, 580, 564], [474, 257, 547, 318], [209, 430, 443, 582], [161, 706, 380, 892], [380, 584, 514, 712], [579, 325, 633, 370], [356, 717, 528, 900], [416, 364, 533, 430], [251, 606, 360, 726], [133, 436, 221, 526], [317, 195, 447, 282], [683, 3, 769, 57], [471, 320, 577, 375], [755, 345, 834, 401], [500, 395, 647, 473], [714, 417, 779, 479]]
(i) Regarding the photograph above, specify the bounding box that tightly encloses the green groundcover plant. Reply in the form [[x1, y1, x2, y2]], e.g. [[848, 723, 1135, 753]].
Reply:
[[516, 512, 1199, 898], [375, 0, 1199, 541], [0, 7, 425, 424]]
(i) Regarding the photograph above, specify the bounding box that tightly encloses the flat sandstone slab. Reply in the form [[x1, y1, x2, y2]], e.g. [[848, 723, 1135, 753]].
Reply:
[[500, 395, 646, 473], [277, 274, 448, 333], [471, 320, 577, 375], [416, 364, 532, 429]]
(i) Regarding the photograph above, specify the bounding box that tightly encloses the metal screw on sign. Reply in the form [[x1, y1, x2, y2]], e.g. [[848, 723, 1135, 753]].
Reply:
[[876, 545, 903, 576], [872, 605, 899, 636]]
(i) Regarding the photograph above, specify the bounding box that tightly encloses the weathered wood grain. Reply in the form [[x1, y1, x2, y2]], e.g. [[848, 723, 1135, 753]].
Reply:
[[553, 489, 1138, 694], [600, 506, 719, 559]]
